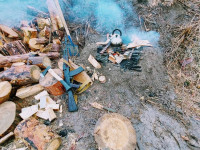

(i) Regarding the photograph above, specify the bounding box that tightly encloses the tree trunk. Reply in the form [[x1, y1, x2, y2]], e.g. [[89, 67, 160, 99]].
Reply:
[[16, 84, 44, 99], [0, 65, 41, 86], [3, 40, 29, 55], [27, 56, 51, 68], [0, 52, 60, 68], [0, 81, 12, 104], [39, 69, 65, 96], [14, 118, 61, 150]]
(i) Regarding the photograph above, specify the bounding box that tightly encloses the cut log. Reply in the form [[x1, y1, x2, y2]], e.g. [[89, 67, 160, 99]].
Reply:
[[21, 27, 37, 44], [27, 56, 51, 68], [88, 55, 101, 69], [0, 52, 60, 68], [37, 18, 50, 30], [3, 40, 29, 55], [16, 84, 44, 99], [94, 113, 136, 150], [29, 38, 44, 51], [35, 38, 48, 44], [38, 26, 51, 39], [0, 81, 12, 104], [0, 101, 16, 136], [14, 118, 61, 150], [41, 43, 60, 53], [0, 24, 19, 38], [39, 69, 65, 96], [0, 65, 41, 86]]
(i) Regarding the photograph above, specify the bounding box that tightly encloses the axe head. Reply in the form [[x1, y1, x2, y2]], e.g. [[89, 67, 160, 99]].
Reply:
[[40, 66, 51, 78]]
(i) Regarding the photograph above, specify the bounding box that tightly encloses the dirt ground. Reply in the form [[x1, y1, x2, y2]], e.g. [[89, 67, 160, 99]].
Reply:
[[1, 1, 200, 150]]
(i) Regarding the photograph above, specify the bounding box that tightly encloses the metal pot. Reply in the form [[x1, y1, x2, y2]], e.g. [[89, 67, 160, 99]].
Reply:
[[110, 29, 122, 47]]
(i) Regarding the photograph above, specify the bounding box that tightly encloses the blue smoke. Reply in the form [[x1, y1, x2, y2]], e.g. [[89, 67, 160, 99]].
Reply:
[[64, 0, 160, 46], [0, 0, 160, 46]]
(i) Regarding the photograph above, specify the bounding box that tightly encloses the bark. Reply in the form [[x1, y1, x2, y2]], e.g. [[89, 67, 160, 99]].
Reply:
[[0, 65, 41, 86], [3, 40, 29, 55], [27, 56, 51, 68], [14, 118, 61, 150]]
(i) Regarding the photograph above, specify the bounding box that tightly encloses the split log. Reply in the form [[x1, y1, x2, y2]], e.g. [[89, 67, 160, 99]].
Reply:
[[21, 27, 37, 44], [0, 52, 60, 68], [14, 118, 61, 150], [16, 84, 44, 99], [3, 40, 29, 55], [27, 56, 51, 68], [94, 113, 136, 150], [0, 65, 41, 86], [0, 81, 12, 104], [38, 26, 51, 39], [37, 18, 50, 30], [0, 24, 19, 38], [29, 38, 44, 51], [39, 69, 65, 96], [0, 101, 16, 136]]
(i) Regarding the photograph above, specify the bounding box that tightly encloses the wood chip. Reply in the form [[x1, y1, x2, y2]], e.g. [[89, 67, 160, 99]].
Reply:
[[19, 104, 38, 120], [36, 110, 49, 120], [39, 96, 47, 109], [47, 108, 56, 121], [88, 55, 101, 69], [34, 90, 49, 100]]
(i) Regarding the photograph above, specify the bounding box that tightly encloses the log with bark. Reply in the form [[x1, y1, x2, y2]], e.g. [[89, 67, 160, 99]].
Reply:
[[0, 52, 60, 68], [16, 84, 44, 99], [39, 69, 65, 96], [40, 43, 60, 53], [14, 118, 61, 150], [0, 65, 41, 86], [0, 101, 16, 136], [0, 81, 12, 104], [29, 38, 44, 51], [3, 40, 29, 55], [27, 56, 51, 68]]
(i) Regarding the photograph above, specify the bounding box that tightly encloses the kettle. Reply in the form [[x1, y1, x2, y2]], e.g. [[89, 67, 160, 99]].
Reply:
[[110, 29, 122, 47]]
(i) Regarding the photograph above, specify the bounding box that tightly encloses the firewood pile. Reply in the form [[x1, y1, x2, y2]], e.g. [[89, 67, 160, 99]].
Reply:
[[0, 1, 92, 149]]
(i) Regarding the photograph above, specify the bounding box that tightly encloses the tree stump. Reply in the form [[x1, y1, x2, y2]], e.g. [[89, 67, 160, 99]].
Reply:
[[39, 69, 65, 96], [0, 101, 16, 136], [0, 65, 41, 86], [0, 81, 12, 104], [14, 118, 61, 150], [94, 113, 137, 150]]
